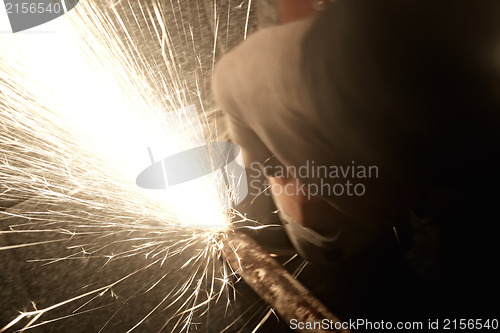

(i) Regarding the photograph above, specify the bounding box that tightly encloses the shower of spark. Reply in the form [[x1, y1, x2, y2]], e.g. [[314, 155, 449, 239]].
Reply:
[[0, 0, 261, 332]]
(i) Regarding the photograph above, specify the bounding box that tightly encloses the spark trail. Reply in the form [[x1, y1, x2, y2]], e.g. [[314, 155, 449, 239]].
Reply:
[[0, 0, 261, 331]]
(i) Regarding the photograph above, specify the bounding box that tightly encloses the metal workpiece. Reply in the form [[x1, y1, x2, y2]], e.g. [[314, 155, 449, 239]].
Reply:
[[221, 232, 351, 333]]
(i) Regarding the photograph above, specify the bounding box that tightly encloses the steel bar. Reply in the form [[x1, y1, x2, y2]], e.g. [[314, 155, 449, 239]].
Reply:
[[221, 232, 351, 333]]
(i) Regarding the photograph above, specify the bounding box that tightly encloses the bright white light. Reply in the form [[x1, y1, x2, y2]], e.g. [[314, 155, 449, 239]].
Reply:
[[0, 4, 229, 228]]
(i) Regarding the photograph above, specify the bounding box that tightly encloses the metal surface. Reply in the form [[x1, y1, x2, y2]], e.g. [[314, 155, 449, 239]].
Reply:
[[222, 232, 351, 333]]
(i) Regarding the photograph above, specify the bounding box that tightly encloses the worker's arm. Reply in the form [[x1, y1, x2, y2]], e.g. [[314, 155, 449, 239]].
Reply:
[[213, 8, 391, 263], [279, 0, 316, 23], [278, 0, 334, 23]]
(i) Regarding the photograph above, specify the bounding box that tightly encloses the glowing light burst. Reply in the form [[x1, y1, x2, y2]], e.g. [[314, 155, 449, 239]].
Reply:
[[0, 0, 257, 331]]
